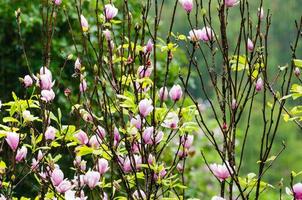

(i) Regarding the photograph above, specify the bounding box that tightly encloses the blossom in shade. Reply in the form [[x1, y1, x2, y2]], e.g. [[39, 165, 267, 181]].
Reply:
[[45, 126, 56, 141], [15, 146, 27, 163], [169, 84, 183, 101], [179, 0, 193, 13], [247, 38, 254, 52], [209, 162, 232, 181], [23, 75, 33, 88], [81, 15, 89, 32], [225, 0, 240, 7], [139, 99, 154, 117], [104, 4, 118, 20], [5, 132, 19, 151], [84, 170, 100, 189]]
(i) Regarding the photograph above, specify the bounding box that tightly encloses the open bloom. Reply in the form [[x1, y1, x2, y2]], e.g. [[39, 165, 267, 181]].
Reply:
[[51, 168, 64, 186], [97, 158, 109, 175], [225, 0, 240, 7], [179, 0, 193, 13], [6, 132, 19, 151], [293, 183, 302, 200], [143, 127, 154, 144], [200, 27, 214, 42], [188, 29, 203, 42], [181, 135, 194, 149], [40, 74, 53, 90], [16, 146, 27, 163], [45, 126, 56, 140], [84, 170, 100, 189], [162, 112, 179, 129], [104, 4, 118, 20], [81, 15, 89, 32], [209, 162, 232, 181], [139, 99, 154, 117], [131, 115, 142, 129], [89, 135, 102, 149]]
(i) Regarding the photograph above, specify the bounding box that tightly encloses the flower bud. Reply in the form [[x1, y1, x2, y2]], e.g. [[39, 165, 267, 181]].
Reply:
[[131, 115, 142, 129], [5, 132, 19, 151], [97, 158, 109, 175], [80, 15, 89, 32], [181, 135, 194, 149], [179, 0, 193, 13], [247, 38, 254, 52], [294, 67, 301, 77], [23, 75, 33, 88], [74, 58, 81, 72], [75, 130, 89, 145], [258, 7, 264, 20], [15, 146, 27, 163], [225, 0, 239, 7], [169, 84, 183, 101], [143, 127, 153, 144], [96, 125, 106, 139], [158, 87, 168, 101], [51, 168, 64, 186], [79, 79, 87, 93], [144, 39, 153, 54], [113, 127, 121, 147], [255, 77, 264, 92]]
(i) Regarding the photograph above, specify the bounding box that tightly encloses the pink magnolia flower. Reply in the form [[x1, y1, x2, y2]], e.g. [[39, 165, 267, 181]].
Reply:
[[84, 170, 100, 189], [96, 125, 106, 139], [143, 127, 154, 144], [31, 158, 39, 171], [148, 154, 155, 165], [225, 0, 240, 7], [162, 112, 179, 129], [113, 127, 121, 147], [258, 7, 264, 20], [158, 87, 168, 101], [45, 126, 56, 141], [169, 84, 183, 101], [131, 115, 142, 129], [89, 135, 102, 149], [132, 190, 146, 200], [179, 0, 193, 13], [37, 150, 43, 161], [177, 163, 184, 172], [200, 27, 215, 42], [104, 4, 118, 20], [181, 135, 194, 149], [137, 65, 153, 78], [103, 29, 111, 41], [15, 146, 27, 163], [139, 99, 154, 117], [247, 38, 254, 52], [40, 74, 53, 90], [54, 0, 62, 5], [79, 79, 87, 93], [295, 67, 301, 77], [41, 89, 55, 102], [188, 29, 203, 42], [56, 180, 72, 193], [255, 77, 264, 92], [23, 75, 33, 88], [122, 156, 131, 173], [75, 130, 89, 145], [51, 168, 64, 186], [154, 131, 164, 144], [209, 162, 232, 181], [74, 58, 81, 71], [40, 66, 52, 79], [81, 15, 89, 32], [97, 158, 109, 175], [144, 39, 153, 54], [5, 132, 19, 151], [293, 183, 302, 200], [154, 168, 167, 181]]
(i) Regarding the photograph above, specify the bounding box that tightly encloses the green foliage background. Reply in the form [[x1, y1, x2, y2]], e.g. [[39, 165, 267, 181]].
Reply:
[[0, 0, 301, 198]]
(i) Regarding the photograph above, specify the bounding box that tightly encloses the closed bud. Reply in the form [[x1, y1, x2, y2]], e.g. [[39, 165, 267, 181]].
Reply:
[[179, 0, 193, 13]]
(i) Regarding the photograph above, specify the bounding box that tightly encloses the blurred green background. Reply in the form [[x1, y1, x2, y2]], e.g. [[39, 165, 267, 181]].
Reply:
[[0, 0, 301, 199]]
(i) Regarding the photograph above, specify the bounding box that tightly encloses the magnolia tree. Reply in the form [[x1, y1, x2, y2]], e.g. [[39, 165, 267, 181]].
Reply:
[[1, 0, 302, 199]]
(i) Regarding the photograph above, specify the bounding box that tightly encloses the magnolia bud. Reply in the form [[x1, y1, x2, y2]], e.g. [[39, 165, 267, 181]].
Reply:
[[104, 4, 118, 20], [179, 0, 193, 13], [169, 84, 183, 101]]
